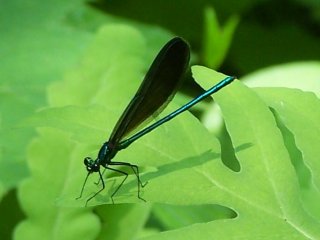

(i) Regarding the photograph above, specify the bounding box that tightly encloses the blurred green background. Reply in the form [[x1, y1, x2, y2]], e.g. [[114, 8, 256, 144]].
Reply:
[[1, 0, 320, 239]]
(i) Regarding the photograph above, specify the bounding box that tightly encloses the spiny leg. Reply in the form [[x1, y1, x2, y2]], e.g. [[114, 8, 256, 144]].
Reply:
[[76, 172, 91, 200], [84, 170, 105, 207], [104, 166, 128, 204], [86, 167, 129, 205], [109, 161, 147, 202], [95, 168, 106, 185], [129, 163, 148, 202], [130, 164, 148, 188]]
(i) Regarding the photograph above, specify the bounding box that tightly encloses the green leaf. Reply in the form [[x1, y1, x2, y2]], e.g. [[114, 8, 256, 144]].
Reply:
[[151, 203, 235, 230], [202, 7, 239, 68], [242, 61, 320, 97], [95, 204, 151, 240], [256, 87, 320, 220], [139, 67, 320, 239], [15, 24, 161, 239], [0, 0, 92, 189], [15, 20, 320, 240], [15, 129, 100, 240]]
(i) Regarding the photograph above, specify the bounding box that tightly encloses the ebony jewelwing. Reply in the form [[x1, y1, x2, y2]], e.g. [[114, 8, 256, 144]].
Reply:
[[77, 37, 235, 206]]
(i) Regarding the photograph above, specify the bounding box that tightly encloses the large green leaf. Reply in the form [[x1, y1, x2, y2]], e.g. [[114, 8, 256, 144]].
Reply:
[[15, 22, 320, 240], [138, 67, 320, 239], [0, 0, 92, 191], [15, 24, 159, 240], [256, 87, 320, 220]]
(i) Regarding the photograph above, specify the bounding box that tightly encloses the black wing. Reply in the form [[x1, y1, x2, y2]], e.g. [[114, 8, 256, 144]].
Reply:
[[108, 37, 190, 145]]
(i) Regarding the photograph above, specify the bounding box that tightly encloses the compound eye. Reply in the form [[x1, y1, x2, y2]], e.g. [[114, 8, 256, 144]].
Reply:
[[84, 157, 91, 165]]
